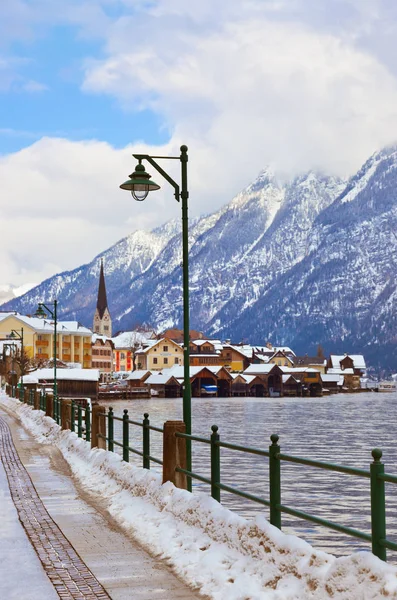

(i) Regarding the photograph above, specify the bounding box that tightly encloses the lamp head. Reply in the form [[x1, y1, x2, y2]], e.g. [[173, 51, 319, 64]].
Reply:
[[34, 304, 47, 319], [9, 331, 17, 339], [119, 160, 161, 201]]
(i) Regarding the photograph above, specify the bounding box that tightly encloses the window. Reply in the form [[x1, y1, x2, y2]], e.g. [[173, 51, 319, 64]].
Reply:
[[120, 353, 125, 360], [104, 325, 109, 331], [120, 366, 126, 371], [163, 346, 168, 352], [153, 357, 158, 364], [174, 357, 179, 364], [37, 335, 42, 341], [164, 358, 168, 365]]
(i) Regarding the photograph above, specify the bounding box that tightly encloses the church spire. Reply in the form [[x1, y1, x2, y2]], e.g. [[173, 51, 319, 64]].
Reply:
[[93, 259, 112, 336], [96, 258, 109, 319]]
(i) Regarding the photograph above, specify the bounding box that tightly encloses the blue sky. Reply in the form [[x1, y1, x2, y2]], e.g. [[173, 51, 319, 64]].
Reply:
[[1, 0, 397, 292]]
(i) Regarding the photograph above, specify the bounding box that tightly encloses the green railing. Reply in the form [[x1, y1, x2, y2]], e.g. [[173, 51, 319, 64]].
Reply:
[[9, 392, 397, 562], [175, 427, 397, 562], [70, 400, 91, 443], [97, 408, 163, 469]]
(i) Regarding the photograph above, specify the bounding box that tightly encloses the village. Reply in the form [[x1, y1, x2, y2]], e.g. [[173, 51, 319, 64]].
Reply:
[[0, 260, 372, 401]]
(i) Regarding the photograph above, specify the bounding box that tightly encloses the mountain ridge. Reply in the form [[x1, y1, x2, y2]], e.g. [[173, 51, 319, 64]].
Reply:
[[3, 147, 397, 372]]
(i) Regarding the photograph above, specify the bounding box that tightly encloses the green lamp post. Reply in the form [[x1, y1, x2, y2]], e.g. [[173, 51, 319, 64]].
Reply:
[[35, 300, 58, 400], [120, 145, 192, 488], [10, 328, 24, 394]]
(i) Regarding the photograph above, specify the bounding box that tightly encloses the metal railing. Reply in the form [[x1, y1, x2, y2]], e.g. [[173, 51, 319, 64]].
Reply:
[[9, 390, 397, 562], [70, 400, 91, 443], [97, 408, 163, 469], [175, 427, 397, 562]]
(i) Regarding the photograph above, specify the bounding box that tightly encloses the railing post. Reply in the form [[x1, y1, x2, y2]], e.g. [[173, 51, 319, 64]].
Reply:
[[85, 404, 91, 442], [91, 403, 106, 449], [45, 393, 53, 419], [211, 425, 221, 502], [370, 448, 387, 561], [269, 433, 281, 529], [123, 409, 129, 462], [34, 391, 40, 410], [61, 399, 72, 430], [71, 400, 75, 433], [77, 405, 83, 438], [108, 407, 114, 452], [143, 413, 150, 469], [162, 421, 187, 490]]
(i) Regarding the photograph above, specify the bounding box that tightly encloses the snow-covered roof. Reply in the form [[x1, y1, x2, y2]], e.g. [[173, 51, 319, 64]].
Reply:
[[327, 367, 354, 375], [321, 374, 343, 383], [0, 313, 92, 335], [112, 330, 154, 349], [26, 368, 100, 381], [126, 370, 151, 381], [146, 373, 178, 385], [168, 365, 217, 378], [282, 374, 299, 384], [92, 334, 113, 344], [243, 364, 277, 375], [329, 354, 366, 369]]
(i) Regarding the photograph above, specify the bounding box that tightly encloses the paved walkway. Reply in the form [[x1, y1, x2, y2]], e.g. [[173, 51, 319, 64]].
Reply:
[[0, 408, 202, 600]]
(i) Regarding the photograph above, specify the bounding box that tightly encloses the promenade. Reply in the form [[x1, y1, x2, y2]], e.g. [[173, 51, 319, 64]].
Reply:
[[0, 406, 201, 600]]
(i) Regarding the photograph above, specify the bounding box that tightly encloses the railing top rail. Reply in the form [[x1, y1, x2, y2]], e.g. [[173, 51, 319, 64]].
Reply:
[[379, 473, 397, 485], [277, 453, 370, 478], [219, 440, 270, 457], [176, 431, 211, 444], [149, 425, 164, 433], [127, 419, 143, 427]]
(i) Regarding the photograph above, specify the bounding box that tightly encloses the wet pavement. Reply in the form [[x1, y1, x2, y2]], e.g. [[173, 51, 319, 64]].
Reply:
[[0, 408, 202, 600]]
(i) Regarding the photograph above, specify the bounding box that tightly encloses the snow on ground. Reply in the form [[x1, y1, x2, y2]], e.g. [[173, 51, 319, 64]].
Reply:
[[0, 441, 58, 600], [2, 393, 397, 599]]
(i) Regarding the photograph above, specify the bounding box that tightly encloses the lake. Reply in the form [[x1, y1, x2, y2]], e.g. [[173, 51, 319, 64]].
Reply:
[[99, 391, 397, 559]]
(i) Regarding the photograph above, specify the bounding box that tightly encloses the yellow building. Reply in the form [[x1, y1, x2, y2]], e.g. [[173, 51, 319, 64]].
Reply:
[[135, 338, 183, 371], [0, 312, 92, 368]]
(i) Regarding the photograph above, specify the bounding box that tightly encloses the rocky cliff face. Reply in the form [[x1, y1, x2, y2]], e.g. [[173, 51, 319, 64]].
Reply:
[[4, 146, 397, 371]]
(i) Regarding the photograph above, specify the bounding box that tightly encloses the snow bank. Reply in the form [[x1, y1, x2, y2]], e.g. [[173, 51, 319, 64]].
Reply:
[[2, 393, 397, 599]]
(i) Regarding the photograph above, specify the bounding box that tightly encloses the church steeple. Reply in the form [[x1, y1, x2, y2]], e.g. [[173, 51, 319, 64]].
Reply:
[[93, 259, 112, 336]]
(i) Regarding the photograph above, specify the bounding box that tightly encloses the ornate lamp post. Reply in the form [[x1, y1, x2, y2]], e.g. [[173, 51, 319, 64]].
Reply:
[[120, 145, 192, 487], [9, 328, 24, 394], [35, 300, 58, 400]]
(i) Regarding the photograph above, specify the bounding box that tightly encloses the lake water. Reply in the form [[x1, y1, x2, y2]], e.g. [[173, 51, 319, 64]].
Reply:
[[99, 391, 397, 559]]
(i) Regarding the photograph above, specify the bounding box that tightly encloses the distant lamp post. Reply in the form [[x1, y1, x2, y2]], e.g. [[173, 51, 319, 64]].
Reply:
[[35, 300, 58, 400], [9, 328, 24, 394], [120, 145, 192, 485]]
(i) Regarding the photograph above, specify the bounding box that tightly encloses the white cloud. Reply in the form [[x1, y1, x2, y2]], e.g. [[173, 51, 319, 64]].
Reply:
[[2, 1, 397, 289], [0, 137, 182, 286], [83, 16, 397, 180]]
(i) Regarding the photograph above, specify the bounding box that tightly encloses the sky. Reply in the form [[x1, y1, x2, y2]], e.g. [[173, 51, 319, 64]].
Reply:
[[1, 0, 397, 291]]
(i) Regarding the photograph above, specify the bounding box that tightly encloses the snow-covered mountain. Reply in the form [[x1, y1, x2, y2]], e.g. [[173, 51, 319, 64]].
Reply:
[[3, 146, 397, 371]]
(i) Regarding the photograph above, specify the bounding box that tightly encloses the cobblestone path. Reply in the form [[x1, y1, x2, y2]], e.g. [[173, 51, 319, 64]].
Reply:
[[0, 415, 110, 600]]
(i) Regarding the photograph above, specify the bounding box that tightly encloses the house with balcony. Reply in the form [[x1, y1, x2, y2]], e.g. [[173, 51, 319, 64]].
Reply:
[[134, 338, 184, 371], [0, 312, 93, 368]]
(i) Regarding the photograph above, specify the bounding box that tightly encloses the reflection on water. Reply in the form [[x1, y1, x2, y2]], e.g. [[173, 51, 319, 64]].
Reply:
[[100, 392, 397, 559]]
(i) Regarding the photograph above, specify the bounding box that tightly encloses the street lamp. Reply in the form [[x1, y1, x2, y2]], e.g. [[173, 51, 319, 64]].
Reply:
[[34, 301, 58, 400], [9, 328, 24, 395], [120, 145, 192, 486]]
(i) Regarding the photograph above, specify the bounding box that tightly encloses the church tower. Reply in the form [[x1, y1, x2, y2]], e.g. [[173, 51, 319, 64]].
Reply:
[[93, 259, 112, 337]]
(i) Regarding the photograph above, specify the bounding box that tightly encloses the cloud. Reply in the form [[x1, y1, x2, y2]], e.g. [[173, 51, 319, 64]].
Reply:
[[0, 137, 182, 286], [83, 15, 397, 181], [2, 0, 397, 289], [22, 79, 48, 92]]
